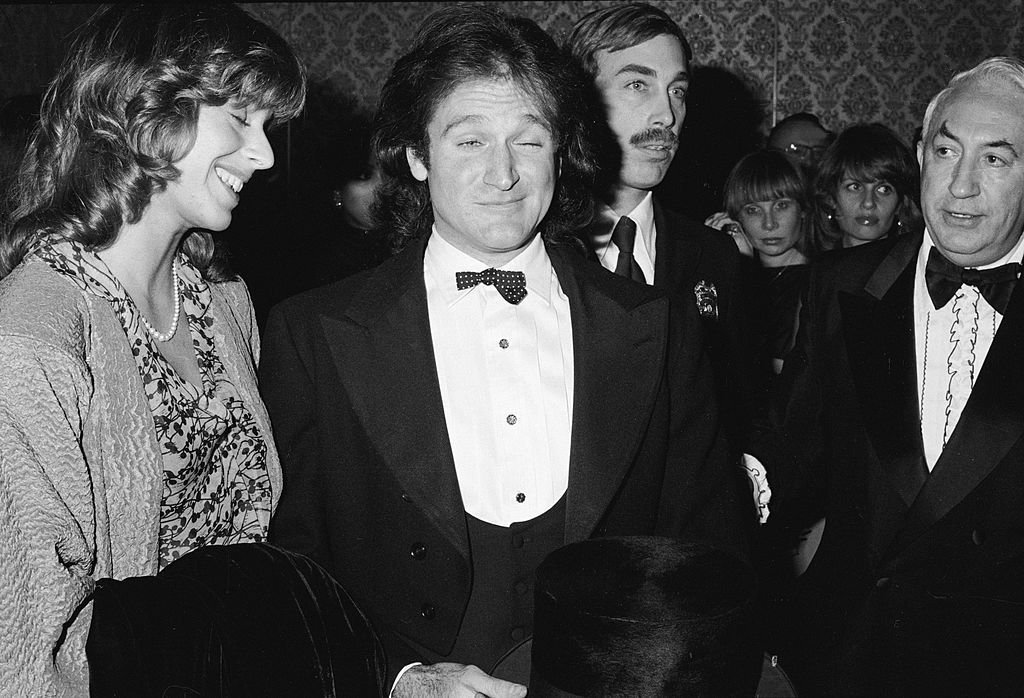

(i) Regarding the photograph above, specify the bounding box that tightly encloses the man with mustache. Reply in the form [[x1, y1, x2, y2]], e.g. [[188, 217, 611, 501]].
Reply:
[[565, 4, 756, 462]]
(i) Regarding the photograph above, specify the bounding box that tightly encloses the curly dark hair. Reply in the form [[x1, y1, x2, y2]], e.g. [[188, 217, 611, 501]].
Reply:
[[371, 5, 597, 253], [0, 3, 306, 280], [812, 122, 920, 251]]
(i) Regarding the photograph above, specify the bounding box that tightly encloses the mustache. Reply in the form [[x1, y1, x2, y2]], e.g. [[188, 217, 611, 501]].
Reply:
[[629, 128, 678, 147]]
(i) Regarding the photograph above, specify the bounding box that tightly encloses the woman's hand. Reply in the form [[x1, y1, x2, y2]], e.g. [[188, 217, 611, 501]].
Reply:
[[704, 211, 755, 258]]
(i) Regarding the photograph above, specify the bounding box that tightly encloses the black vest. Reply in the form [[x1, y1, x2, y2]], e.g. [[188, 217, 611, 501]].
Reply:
[[415, 495, 566, 670]]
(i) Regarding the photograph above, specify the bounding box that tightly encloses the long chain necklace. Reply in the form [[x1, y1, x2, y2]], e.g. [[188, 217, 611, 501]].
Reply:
[[139, 258, 181, 342]]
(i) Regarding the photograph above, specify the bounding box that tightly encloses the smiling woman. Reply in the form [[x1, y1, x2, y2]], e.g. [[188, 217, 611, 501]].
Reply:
[[0, 5, 383, 696]]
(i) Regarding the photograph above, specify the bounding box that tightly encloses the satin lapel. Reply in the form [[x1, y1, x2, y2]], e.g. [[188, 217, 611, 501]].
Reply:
[[653, 201, 700, 293], [549, 247, 669, 543], [838, 236, 926, 517], [896, 273, 1024, 549], [319, 239, 468, 557]]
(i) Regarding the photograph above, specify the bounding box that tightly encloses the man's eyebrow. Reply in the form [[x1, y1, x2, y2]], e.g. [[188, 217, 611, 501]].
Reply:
[[937, 121, 1019, 157], [986, 139, 1019, 157], [441, 114, 482, 138], [615, 63, 656, 78], [440, 113, 550, 138], [615, 64, 689, 83], [937, 122, 958, 142]]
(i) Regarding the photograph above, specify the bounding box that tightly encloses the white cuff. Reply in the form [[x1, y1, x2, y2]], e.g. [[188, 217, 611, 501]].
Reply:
[[388, 662, 423, 697], [741, 453, 772, 524]]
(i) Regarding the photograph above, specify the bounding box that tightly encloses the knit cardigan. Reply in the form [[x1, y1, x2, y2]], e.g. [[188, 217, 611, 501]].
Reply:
[[0, 257, 282, 696]]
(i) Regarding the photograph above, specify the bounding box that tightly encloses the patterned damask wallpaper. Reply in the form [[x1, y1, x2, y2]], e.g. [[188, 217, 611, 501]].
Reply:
[[235, 0, 1024, 215], [3, 1, 1024, 216], [236, 0, 1024, 143], [6, 2, 1023, 141]]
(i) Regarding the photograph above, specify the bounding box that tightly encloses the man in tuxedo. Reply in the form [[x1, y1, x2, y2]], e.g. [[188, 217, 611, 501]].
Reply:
[[260, 6, 746, 697], [564, 4, 755, 453], [752, 56, 1024, 695]]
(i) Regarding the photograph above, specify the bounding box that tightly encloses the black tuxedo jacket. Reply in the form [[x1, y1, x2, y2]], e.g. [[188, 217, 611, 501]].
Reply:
[[587, 199, 756, 451], [652, 201, 757, 444], [259, 234, 747, 680], [755, 232, 1024, 695]]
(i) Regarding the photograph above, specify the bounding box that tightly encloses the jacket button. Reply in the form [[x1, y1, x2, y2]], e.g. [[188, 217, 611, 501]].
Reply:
[[401, 493, 412, 503], [421, 604, 436, 620], [510, 626, 525, 642], [410, 542, 427, 560], [876, 577, 891, 589], [972, 529, 985, 546]]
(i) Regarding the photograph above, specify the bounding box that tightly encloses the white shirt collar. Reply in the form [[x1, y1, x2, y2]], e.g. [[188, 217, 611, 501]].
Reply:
[[919, 228, 1024, 271], [595, 191, 656, 248], [424, 227, 554, 306]]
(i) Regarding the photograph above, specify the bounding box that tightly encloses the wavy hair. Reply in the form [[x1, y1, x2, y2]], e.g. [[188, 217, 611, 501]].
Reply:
[[921, 56, 1024, 146], [724, 149, 815, 257], [0, 3, 306, 280], [812, 123, 920, 251], [371, 5, 597, 252]]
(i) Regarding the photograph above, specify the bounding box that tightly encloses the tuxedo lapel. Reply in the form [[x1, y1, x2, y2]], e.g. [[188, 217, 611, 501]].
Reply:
[[319, 239, 468, 557], [653, 200, 700, 293], [896, 273, 1024, 548], [549, 246, 669, 543], [838, 238, 925, 511]]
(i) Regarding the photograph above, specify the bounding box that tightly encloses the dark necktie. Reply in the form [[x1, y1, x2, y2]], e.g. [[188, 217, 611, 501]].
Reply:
[[611, 216, 647, 284], [925, 247, 1020, 313], [455, 268, 527, 304]]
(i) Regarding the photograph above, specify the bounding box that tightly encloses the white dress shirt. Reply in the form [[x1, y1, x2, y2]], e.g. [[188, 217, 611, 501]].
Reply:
[[914, 232, 1024, 470], [591, 191, 657, 284], [424, 229, 573, 526]]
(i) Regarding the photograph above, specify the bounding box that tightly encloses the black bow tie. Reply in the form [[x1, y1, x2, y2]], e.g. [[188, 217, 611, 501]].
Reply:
[[455, 268, 527, 304], [925, 247, 1020, 313]]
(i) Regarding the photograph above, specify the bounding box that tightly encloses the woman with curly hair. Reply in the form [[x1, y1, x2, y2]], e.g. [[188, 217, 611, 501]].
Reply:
[[0, 5, 384, 695]]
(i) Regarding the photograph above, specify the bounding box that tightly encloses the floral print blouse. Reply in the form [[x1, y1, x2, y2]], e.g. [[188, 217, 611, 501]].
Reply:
[[35, 239, 272, 569]]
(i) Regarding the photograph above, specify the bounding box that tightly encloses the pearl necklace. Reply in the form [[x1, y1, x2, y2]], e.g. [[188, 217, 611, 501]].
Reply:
[[139, 259, 181, 343]]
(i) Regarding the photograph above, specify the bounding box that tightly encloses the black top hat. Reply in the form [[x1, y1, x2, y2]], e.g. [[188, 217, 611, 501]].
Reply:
[[493, 537, 763, 697]]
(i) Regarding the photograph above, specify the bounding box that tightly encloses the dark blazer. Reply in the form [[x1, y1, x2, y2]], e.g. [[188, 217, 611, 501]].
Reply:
[[652, 200, 757, 447], [755, 231, 1024, 696], [260, 234, 747, 681]]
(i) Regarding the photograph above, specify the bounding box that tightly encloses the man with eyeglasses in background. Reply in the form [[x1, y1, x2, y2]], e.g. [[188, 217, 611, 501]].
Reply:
[[766, 112, 832, 178]]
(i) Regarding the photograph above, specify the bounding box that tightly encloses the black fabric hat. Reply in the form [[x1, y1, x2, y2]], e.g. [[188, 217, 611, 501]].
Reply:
[[496, 537, 763, 697]]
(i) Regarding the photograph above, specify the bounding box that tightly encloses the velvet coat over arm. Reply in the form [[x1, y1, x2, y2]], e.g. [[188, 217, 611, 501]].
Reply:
[[0, 257, 279, 697], [260, 234, 749, 681]]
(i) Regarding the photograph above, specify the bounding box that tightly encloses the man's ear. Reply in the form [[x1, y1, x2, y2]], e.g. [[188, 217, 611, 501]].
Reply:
[[916, 139, 924, 168], [406, 147, 428, 182]]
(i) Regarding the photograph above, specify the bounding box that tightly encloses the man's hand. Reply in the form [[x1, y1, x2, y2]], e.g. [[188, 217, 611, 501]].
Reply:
[[393, 663, 527, 698]]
